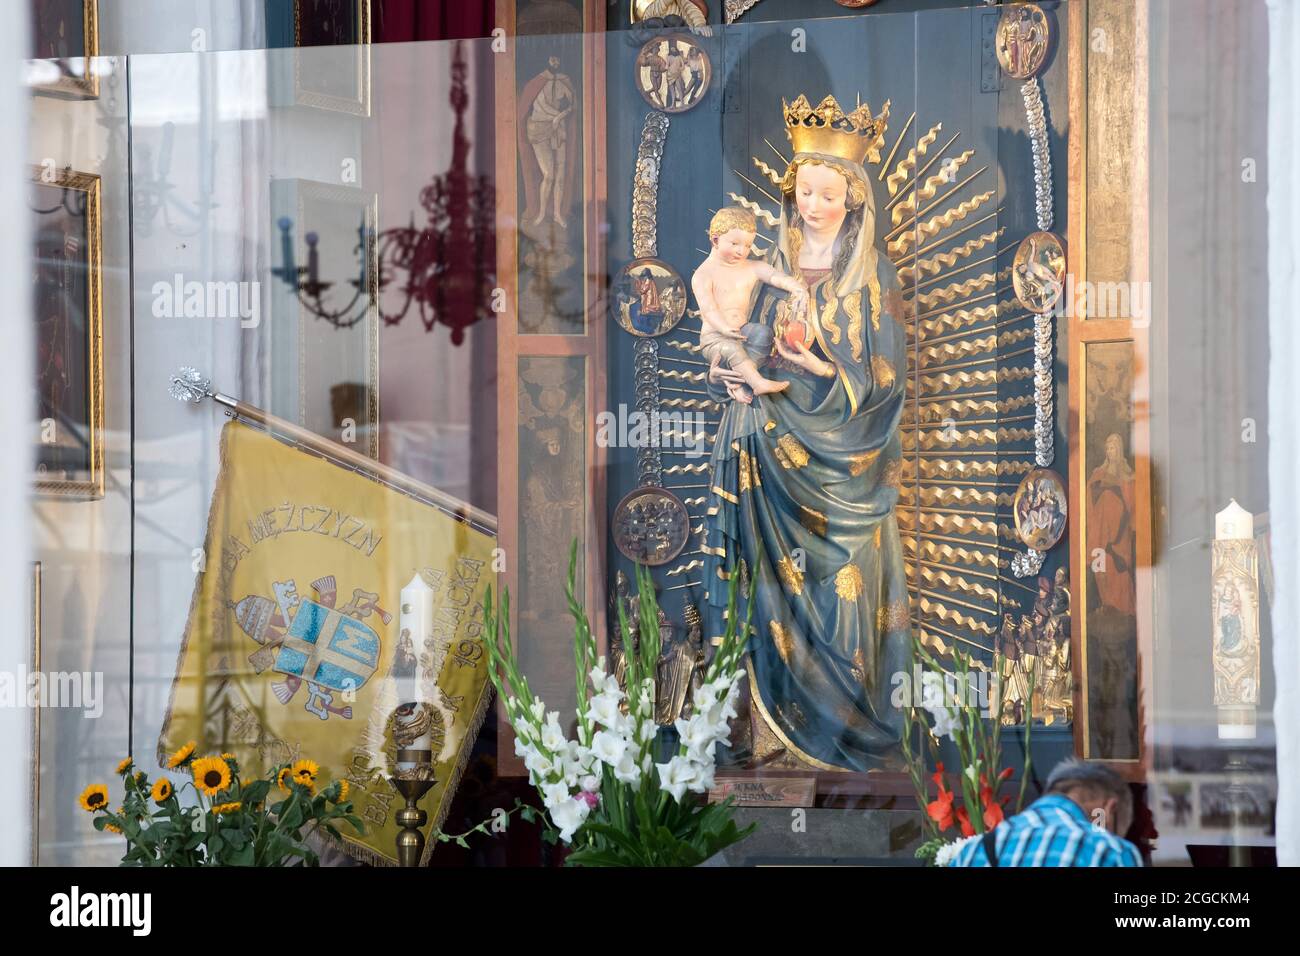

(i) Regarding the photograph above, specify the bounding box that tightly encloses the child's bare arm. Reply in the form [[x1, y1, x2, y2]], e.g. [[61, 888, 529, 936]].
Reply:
[[753, 262, 809, 315]]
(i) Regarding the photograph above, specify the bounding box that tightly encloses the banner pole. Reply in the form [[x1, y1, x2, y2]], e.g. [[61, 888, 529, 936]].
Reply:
[[168, 366, 497, 538]]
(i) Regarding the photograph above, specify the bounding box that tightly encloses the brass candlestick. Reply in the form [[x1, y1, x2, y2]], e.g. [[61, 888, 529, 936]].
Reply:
[[391, 748, 437, 867]]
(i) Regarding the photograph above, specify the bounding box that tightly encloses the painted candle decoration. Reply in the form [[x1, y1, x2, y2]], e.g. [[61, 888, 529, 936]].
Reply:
[[1212, 501, 1261, 740]]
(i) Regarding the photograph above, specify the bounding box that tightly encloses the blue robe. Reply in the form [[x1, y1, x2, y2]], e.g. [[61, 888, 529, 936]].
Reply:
[[701, 250, 910, 772]]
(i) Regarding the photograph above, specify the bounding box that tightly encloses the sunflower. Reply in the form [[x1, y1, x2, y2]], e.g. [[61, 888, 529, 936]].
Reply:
[[104, 820, 122, 834], [191, 756, 232, 797], [277, 767, 292, 792], [334, 779, 349, 802], [291, 758, 319, 784], [151, 777, 174, 804], [212, 801, 242, 815], [115, 757, 134, 775], [167, 740, 196, 768], [220, 752, 238, 764], [133, 771, 146, 786], [78, 784, 109, 812]]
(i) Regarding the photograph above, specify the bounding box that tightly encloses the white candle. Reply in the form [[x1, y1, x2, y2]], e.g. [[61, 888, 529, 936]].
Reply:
[[397, 573, 436, 757]]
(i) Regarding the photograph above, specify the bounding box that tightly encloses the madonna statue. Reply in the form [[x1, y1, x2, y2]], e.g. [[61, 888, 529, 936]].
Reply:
[[701, 94, 910, 772]]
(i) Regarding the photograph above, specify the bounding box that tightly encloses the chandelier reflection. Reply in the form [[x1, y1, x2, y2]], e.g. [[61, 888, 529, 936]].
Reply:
[[271, 41, 496, 344]]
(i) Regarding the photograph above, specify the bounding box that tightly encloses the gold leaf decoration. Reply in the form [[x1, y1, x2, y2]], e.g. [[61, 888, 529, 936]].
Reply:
[[777, 554, 804, 595], [848, 448, 881, 477], [835, 564, 864, 601], [820, 295, 842, 345], [775, 433, 810, 469], [770, 620, 795, 662], [871, 355, 896, 389], [843, 291, 864, 361]]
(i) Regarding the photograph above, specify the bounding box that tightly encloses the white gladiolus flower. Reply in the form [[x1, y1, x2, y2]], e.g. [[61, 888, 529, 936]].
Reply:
[[540, 712, 567, 751], [928, 704, 958, 741], [642, 753, 653, 774], [580, 774, 600, 793], [589, 666, 620, 698], [655, 756, 699, 803], [585, 692, 622, 728], [613, 752, 642, 785], [549, 796, 591, 843], [636, 715, 658, 744], [529, 697, 546, 722], [675, 714, 715, 752], [541, 781, 570, 809], [686, 759, 716, 794], [590, 729, 628, 766], [523, 748, 556, 780]]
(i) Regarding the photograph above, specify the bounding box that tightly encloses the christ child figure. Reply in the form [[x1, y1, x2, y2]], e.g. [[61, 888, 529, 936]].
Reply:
[[692, 206, 808, 403]]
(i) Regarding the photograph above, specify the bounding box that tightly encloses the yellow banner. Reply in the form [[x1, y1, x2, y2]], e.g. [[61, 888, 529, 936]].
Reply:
[[159, 421, 496, 865]]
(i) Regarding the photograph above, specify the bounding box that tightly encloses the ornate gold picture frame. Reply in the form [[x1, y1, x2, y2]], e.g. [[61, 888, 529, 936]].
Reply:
[[30, 165, 104, 500], [29, 0, 100, 99]]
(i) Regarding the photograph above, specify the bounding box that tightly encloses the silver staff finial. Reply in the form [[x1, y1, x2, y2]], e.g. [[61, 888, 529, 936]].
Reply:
[[169, 366, 212, 404]]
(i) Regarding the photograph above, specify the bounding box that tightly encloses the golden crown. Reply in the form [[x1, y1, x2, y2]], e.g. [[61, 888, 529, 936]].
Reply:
[[783, 94, 890, 167]]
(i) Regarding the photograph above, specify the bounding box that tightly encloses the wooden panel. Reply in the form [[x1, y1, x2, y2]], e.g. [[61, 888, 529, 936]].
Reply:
[[1067, 0, 1154, 778], [495, 0, 606, 774]]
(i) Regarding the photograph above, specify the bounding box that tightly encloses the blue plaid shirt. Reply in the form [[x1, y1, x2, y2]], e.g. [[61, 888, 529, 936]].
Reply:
[[947, 794, 1143, 867]]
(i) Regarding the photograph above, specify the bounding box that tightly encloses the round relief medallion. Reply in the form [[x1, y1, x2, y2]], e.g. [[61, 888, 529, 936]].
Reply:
[[613, 486, 691, 566], [635, 34, 711, 114], [1012, 230, 1066, 314], [611, 256, 689, 337], [995, 2, 1052, 80], [1013, 468, 1068, 552]]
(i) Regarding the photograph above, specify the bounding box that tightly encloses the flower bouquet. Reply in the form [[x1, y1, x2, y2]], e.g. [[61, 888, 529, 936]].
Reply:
[[481, 542, 757, 866], [901, 637, 1034, 866], [80, 746, 363, 866]]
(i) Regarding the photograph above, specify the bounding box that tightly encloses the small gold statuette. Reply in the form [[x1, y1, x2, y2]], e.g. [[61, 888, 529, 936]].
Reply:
[[613, 486, 691, 566], [1012, 230, 1066, 314], [612, 257, 688, 336], [1212, 500, 1261, 740], [635, 34, 712, 114], [996, 2, 1052, 80], [1013, 468, 1067, 552]]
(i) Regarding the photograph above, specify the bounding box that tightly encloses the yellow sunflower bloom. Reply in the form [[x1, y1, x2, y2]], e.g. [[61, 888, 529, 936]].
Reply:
[[78, 784, 109, 812], [167, 741, 196, 768], [212, 801, 242, 815], [115, 757, 134, 775], [277, 767, 292, 792], [291, 758, 319, 783], [335, 780, 349, 802], [220, 752, 237, 764], [134, 771, 145, 785], [191, 757, 233, 797], [104, 821, 122, 834], [151, 778, 174, 804]]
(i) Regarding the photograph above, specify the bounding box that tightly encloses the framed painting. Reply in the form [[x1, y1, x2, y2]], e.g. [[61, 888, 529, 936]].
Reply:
[[293, 0, 372, 115], [30, 166, 104, 499], [29, 0, 99, 99]]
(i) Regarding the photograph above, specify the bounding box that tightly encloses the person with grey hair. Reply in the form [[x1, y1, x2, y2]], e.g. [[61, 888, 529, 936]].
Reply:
[[947, 758, 1143, 866]]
